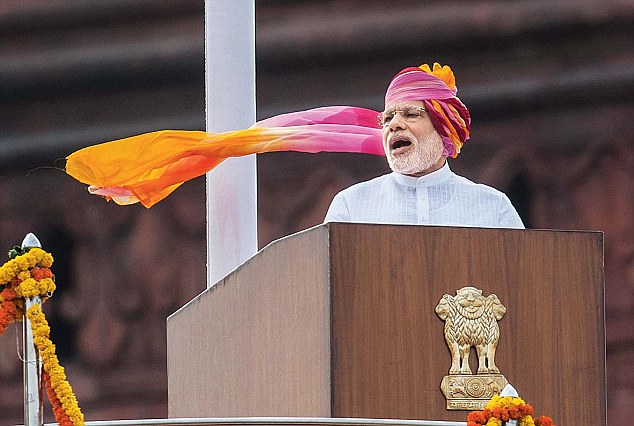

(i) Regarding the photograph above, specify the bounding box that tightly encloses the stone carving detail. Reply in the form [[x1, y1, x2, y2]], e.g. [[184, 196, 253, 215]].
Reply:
[[435, 286, 508, 410]]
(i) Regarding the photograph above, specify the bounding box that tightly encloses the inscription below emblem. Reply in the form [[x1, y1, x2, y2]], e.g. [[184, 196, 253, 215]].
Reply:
[[435, 286, 508, 410]]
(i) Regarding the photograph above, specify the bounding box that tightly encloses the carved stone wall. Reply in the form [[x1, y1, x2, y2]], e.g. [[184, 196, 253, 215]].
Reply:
[[1, 0, 633, 425]]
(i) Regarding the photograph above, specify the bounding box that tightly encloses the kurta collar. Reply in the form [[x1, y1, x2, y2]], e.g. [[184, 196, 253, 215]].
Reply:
[[392, 161, 452, 188]]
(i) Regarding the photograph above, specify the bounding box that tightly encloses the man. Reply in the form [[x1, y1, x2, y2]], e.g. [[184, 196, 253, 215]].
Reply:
[[324, 63, 524, 229]]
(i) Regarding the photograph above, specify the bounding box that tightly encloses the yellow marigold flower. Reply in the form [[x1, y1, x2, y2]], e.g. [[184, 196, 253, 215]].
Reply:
[[31, 249, 54, 268], [17, 257, 29, 270], [486, 395, 501, 409]]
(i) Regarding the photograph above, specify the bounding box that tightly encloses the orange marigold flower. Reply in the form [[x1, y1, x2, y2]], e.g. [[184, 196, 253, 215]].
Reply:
[[31, 267, 53, 280], [2, 301, 16, 315], [500, 408, 510, 422], [508, 405, 520, 418], [1, 287, 18, 300], [519, 403, 535, 417], [534, 415, 554, 426], [468, 411, 486, 423]]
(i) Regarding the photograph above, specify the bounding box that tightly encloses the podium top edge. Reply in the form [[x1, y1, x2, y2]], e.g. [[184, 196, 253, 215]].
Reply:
[[322, 222, 603, 235], [53, 417, 465, 426]]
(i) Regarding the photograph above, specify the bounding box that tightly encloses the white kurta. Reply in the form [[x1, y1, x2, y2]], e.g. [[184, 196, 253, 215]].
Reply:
[[324, 163, 525, 229]]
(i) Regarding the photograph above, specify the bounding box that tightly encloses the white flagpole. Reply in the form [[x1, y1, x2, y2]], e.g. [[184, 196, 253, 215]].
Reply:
[[204, 0, 258, 288]]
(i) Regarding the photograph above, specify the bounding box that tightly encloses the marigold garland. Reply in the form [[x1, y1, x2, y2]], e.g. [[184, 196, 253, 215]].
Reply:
[[27, 304, 84, 425], [0, 245, 85, 426], [467, 395, 555, 426], [44, 370, 74, 426]]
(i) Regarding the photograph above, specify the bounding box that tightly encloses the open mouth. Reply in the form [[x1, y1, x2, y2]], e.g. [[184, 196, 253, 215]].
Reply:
[[389, 137, 413, 155]]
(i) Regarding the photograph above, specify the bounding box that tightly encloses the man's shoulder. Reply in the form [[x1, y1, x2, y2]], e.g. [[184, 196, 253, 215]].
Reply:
[[337, 173, 395, 195], [450, 172, 509, 199]]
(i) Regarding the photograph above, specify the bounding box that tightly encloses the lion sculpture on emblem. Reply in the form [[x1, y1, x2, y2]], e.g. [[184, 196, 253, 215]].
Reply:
[[435, 286, 506, 375]]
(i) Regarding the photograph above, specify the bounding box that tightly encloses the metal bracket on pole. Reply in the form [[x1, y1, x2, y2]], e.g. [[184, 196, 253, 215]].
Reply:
[[22, 233, 43, 426]]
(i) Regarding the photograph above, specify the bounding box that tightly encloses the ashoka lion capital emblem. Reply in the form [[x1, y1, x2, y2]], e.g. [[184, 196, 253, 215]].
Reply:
[[435, 286, 509, 410]]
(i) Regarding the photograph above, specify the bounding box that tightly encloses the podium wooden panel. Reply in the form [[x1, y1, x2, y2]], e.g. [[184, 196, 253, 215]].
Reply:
[[167, 223, 605, 425]]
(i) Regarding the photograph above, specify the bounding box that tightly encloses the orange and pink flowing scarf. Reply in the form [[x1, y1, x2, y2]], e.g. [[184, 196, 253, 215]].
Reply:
[[65, 63, 470, 208], [66, 106, 384, 207]]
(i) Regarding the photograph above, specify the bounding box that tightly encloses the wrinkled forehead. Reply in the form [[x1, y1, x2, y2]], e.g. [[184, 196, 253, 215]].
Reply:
[[384, 70, 455, 108]]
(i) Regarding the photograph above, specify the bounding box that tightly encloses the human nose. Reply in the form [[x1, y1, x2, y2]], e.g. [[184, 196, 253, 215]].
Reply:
[[387, 111, 407, 131]]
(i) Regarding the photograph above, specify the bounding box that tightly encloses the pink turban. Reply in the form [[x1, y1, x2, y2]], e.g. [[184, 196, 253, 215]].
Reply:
[[384, 63, 471, 158]]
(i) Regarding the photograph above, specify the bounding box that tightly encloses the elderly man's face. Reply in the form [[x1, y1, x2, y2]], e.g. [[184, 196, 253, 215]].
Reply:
[[381, 100, 446, 177]]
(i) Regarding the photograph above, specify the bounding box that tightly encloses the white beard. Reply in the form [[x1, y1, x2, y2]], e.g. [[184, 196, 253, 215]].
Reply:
[[386, 130, 445, 175]]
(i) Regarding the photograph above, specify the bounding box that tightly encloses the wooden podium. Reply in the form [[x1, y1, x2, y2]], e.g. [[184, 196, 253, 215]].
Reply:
[[167, 223, 605, 424]]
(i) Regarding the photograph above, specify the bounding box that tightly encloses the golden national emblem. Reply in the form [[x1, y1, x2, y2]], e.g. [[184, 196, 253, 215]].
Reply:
[[435, 286, 509, 410]]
